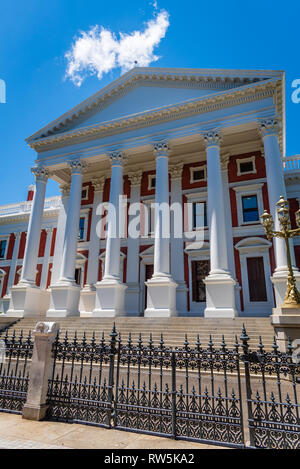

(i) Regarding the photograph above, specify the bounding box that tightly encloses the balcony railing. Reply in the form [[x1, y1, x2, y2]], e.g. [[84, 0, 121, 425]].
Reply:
[[0, 196, 61, 217], [283, 155, 300, 172]]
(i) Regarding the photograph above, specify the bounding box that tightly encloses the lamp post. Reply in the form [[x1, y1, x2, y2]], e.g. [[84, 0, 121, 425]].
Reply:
[[260, 196, 300, 308]]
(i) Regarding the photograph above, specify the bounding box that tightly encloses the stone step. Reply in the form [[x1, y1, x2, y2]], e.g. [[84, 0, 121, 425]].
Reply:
[[1, 316, 275, 350]]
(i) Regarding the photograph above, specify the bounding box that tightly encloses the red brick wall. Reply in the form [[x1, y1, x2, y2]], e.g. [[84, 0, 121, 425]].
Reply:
[[228, 151, 265, 183]]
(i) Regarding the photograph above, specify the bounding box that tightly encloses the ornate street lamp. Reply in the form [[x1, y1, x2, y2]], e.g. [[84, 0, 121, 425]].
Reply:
[[260, 196, 300, 308]]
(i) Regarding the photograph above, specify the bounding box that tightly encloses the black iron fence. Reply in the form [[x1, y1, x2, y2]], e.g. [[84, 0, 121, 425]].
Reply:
[[0, 330, 33, 414], [45, 325, 300, 449]]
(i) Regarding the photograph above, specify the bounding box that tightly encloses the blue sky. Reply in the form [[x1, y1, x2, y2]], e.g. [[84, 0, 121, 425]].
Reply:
[[0, 0, 299, 204]]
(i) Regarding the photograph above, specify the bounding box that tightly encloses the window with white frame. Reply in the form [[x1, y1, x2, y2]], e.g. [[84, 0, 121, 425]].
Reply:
[[143, 200, 155, 236], [185, 193, 208, 233], [148, 175, 156, 191], [190, 166, 206, 183], [242, 195, 259, 223], [81, 187, 89, 200], [237, 156, 256, 176], [235, 237, 274, 314], [78, 211, 89, 241], [192, 201, 207, 229], [0, 239, 8, 259], [233, 184, 264, 226]]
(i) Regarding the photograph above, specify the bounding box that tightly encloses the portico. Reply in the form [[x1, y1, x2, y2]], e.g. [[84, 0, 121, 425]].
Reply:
[[5, 67, 297, 319]]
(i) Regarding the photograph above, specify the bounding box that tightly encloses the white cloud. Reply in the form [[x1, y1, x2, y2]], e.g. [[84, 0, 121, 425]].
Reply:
[[65, 10, 170, 86]]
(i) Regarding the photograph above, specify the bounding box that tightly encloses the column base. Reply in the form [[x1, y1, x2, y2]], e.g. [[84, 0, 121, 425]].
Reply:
[[46, 283, 81, 317], [125, 282, 140, 316], [271, 271, 300, 307], [22, 403, 48, 421], [204, 274, 237, 318], [93, 278, 127, 317], [80, 285, 96, 313], [144, 276, 178, 318], [6, 285, 50, 318], [271, 307, 300, 352]]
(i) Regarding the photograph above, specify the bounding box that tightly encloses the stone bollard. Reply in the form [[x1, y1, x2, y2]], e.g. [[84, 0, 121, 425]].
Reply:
[[22, 321, 59, 421]]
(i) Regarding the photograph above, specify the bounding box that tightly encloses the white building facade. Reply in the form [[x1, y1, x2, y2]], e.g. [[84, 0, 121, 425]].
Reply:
[[1, 67, 300, 318]]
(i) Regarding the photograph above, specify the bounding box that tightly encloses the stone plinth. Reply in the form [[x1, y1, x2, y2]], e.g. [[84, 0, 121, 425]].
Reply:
[[271, 307, 300, 352], [23, 321, 59, 421]]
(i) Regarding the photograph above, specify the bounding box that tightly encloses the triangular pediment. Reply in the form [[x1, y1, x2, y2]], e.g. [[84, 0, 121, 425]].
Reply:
[[27, 67, 284, 146]]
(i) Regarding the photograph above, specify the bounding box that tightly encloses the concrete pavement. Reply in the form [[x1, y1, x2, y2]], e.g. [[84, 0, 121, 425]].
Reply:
[[0, 412, 226, 449]]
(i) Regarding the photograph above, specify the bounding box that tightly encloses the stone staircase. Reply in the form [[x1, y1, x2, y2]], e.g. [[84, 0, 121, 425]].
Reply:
[[0, 316, 276, 350]]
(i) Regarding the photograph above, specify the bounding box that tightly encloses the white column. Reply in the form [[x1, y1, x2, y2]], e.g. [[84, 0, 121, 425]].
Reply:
[[40, 228, 53, 290], [170, 163, 188, 314], [51, 185, 69, 284], [93, 151, 127, 317], [125, 170, 142, 316], [260, 118, 299, 306], [47, 159, 86, 317], [81, 177, 105, 313], [6, 232, 21, 294], [144, 142, 177, 317], [59, 160, 85, 284], [221, 154, 241, 313], [104, 152, 125, 280], [7, 167, 50, 317], [20, 167, 48, 286], [203, 131, 237, 318]]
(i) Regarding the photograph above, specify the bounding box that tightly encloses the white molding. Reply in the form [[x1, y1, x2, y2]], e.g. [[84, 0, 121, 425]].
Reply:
[[81, 186, 89, 201], [233, 183, 264, 227], [0, 236, 9, 260], [79, 209, 90, 242], [235, 238, 274, 314], [236, 156, 256, 176], [147, 174, 156, 191], [190, 165, 207, 183]]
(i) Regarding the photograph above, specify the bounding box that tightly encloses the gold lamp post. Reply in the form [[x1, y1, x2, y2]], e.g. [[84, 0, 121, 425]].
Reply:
[[260, 196, 300, 308]]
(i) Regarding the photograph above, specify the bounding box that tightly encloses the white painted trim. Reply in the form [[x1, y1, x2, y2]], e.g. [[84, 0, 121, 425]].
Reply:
[[190, 165, 207, 183], [235, 237, 274, 315], [236, 156, 256, 176], [147, 174, 156, 191], [233, 183, 264, 226], [81, 187, 89, 201], [79, 209, 89, 242], [184, 241, 210, 315], [0, 236, 9, 260]]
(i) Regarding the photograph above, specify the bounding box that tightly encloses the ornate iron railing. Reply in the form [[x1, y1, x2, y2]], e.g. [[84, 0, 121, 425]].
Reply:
[[45, 324, 300, 449], [240, 327, 300, 449], [46, 329, 116, 427], [0, 330, 33, 414]]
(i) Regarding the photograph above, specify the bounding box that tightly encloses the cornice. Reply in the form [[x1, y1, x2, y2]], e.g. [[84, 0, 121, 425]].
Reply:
[[28, 80, 280, 152], [0, 209, 60, 225]]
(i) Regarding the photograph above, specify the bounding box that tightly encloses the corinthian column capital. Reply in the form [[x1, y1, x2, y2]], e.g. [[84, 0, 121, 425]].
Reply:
[[91, 176, 106, 192], [258, 118, 280, 138], [59, 183, 70, 197], [127, 169, 143, 187], [31, 166, 49, 182], [169, 162, 184, 179], [108, 151, 126, 166], [203, 130, 222, 148], [153, 141, 169, 158], [68, 159, 87, 175]]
